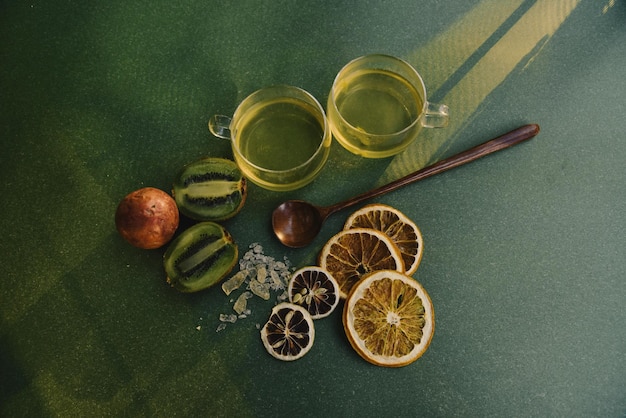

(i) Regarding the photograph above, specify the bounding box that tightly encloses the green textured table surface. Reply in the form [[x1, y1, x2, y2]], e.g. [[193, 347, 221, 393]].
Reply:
[[2, 1, 625, 417]]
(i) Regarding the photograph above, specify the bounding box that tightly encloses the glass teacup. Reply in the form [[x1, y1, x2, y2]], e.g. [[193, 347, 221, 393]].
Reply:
[[327, 54, 449, 158], [209, 85, 331, 191]]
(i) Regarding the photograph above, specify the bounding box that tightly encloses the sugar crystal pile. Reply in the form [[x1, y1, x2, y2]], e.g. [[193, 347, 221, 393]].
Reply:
[[216, 243, 294, 332]]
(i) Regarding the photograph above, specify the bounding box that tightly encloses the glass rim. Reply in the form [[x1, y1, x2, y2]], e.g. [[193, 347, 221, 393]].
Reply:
[[329, 54, 428, 138], [230, 85, 330, 175]]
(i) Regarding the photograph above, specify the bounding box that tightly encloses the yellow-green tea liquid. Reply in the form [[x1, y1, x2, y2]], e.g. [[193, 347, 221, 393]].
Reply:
[[236, 99, 324, 171], [329, 68, 424, 157], [334, 69, 422, 134]]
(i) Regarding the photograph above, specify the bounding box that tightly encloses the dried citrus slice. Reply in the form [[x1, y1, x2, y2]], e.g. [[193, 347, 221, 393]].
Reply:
[[288, 266, 340, 319], [344, 203, 423, 275], [343, 270, 434, 367], [260, 302, 315, 361], [318, 228, 404, 299]]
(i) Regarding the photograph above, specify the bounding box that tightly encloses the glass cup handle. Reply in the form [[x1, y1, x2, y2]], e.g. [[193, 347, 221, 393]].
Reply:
[[422, 102, 449, 129], [208, 115, 233, 139]]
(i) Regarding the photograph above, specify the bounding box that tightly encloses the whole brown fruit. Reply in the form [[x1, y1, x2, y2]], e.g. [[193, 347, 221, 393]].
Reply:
[[115, 187, 179, 249]]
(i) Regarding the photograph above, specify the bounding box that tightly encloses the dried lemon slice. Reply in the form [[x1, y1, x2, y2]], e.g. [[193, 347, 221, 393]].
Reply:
[[344, 203, 423, 275], [260, 302, 315, 361], [288, 266, 340, 319], [343, 270, 434, 367], [319, 228, 404, 299]]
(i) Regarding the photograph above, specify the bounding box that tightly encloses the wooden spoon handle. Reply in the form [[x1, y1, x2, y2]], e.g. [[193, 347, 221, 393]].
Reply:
[[326, 124, 540, 214]]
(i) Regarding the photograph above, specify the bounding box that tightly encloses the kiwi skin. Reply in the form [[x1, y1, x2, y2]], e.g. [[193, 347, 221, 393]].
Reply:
[[164, 222, 238, 293], [115, 187, 179, 249]]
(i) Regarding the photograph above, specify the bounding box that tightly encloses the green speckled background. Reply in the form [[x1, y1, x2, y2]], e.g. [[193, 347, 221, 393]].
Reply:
[[2, 1, 625, 416]]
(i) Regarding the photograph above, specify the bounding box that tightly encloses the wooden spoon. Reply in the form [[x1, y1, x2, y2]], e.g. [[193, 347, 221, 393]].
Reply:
[[272, 124, 540, 248]]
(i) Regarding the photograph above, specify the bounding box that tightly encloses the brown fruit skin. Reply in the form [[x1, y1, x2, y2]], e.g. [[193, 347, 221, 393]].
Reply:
[[115, 187, 179, 249]]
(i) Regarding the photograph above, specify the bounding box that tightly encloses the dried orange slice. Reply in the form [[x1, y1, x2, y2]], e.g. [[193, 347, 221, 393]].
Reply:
[[344, 203, 423, 275], [319, 228, 404, 299], [260, 302, 315, 361], [343, 270, 434, 367], [288, 266, 340, 319]]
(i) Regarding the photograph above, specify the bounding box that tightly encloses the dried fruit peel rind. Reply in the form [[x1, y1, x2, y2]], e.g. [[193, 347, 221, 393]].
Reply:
[[343, 270, 434, 367], [287, 266, 340, 319], [260, 302, 315, 361], [319, 228, 404, 299], [344, 203, 423, 275]]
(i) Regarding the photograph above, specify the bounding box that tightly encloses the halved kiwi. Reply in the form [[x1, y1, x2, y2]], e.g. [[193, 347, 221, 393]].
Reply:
[[164, 222, 238, 293], [172, 157, 247, 221]]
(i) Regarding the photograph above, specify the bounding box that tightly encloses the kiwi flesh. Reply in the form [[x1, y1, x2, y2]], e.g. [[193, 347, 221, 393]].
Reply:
[[164, 222, 238, 293], [172, 157, 247, 221]]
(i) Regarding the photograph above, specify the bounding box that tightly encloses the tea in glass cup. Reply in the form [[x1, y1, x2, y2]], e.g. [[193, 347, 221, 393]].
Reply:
[[327, 54, 449, 158], [209, 85, 331, 191]]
